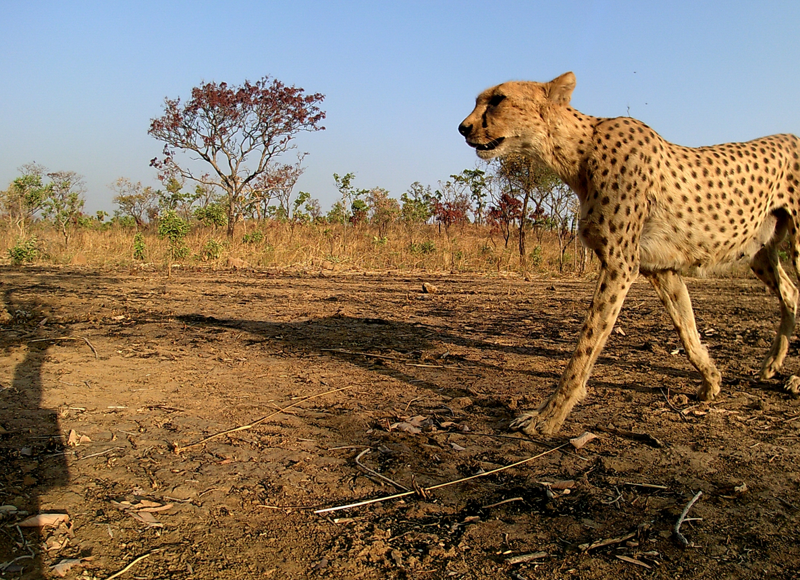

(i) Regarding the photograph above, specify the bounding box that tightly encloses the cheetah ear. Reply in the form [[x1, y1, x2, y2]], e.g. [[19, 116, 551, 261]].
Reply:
[[546, 72, 576, 105]]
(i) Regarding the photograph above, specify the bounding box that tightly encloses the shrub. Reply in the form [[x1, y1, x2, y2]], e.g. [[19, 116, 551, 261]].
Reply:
[[133, 232, 147, 261], [410, 240, 435, 255], [243, 231, 264, 244], [8, 237, 39, 265], [201, 239, 225, 261]]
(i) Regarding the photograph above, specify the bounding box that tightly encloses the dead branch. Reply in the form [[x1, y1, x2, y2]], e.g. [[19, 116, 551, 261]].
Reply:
[[314, 443, 568, 514], [674, 490, 703, 547], [173, 385, 355, 453], [29, 336, 99, 359]]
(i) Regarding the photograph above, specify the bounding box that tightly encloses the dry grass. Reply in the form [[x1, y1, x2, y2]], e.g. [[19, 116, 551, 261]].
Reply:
[[0, 220, 601, 277]]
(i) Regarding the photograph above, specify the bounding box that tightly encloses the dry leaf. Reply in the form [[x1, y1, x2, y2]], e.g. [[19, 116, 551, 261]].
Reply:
[[67, 430, 79, 446], [18, 513, 70, 527], [390, 422, 421, 434], [50, 557, 93, 577], [570, 431, 598, 449], [550, 480, 575, 490]]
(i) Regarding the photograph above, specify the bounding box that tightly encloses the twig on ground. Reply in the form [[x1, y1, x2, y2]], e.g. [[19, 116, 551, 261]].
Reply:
[[600, 486, 623, 506], [257, 504, 319, 510], [404, 397, 422, 413], [354, 449, 410, 492], [624, 482, 669, 490], [579, 531, 637, 552], [595, 425, 664, 448], [314, 443, 568, 514], [674, 490, 703, 548], [104, 550, 157, 580], [77, 447, 125, 461], [321, 348, 402, 361], [616, 555, 651, 569], [482, 497, 524, 509], [320, 348, 455, 369], [173, 385, 355, 453], [29, 336, 99, 359], [660, 388, 689, 422], [505, 552, 548, 565]]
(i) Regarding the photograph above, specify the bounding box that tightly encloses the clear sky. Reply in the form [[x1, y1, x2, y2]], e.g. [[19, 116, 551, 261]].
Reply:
[[2, 1, 799, 215]]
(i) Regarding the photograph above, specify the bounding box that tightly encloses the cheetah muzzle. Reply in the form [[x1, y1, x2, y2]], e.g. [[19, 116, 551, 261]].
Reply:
[[460, 72, 800, 435]]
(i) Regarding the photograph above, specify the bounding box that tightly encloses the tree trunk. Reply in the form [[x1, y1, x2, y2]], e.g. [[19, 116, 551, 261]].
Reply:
[[518, 191, 530, 272]]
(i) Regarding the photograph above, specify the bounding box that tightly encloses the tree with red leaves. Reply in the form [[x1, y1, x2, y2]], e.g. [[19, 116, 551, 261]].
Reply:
[[149, 76, 325, 238], [487, 192, 522, 247]]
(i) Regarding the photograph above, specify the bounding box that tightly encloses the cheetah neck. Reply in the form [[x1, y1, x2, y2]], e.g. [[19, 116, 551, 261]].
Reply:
[[542, 107, 601, 200]]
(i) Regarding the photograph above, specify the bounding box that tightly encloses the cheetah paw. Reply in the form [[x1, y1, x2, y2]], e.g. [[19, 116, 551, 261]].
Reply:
[[784, 375, 800, 398], [509, 403, 566, 436]]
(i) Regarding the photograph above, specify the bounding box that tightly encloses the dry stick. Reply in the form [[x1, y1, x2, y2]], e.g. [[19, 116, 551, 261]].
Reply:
[[29, 336, 99, 359], [321, 348, 403, 361], [482, 497, 524, 509], [174, 385, 355, 454], [674, 490, 703, 547], [104, 551, 157, 580], [321, 348, 452, 369], [314, 443, 568, 515], [354, 449, 410, 492]]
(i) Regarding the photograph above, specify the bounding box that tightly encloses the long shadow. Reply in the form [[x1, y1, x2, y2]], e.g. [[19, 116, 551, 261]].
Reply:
[[176, 313, 628, 404], [0, 284, 69, 578]]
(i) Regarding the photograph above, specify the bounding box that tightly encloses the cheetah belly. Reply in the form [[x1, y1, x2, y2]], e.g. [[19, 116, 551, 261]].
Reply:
[[639, 205, 780, 271]]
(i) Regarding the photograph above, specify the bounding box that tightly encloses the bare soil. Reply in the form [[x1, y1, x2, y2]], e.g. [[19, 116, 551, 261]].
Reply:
[[1, 267, 798, 579]]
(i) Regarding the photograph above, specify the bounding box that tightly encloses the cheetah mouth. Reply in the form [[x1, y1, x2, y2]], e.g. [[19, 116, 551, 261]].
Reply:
[[469, 137, 505, 151]]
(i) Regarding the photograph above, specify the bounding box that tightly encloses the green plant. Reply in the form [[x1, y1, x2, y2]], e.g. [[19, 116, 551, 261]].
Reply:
[[158, 210, 190, 274], [133, 232, 147, 261], [201, 239, 225, 261], [194, 203, 229, 228], [410, 240, 435, 255], [530, 245, 543, 267], [8, 237, 39, 265], [242, 231, 264, 244]]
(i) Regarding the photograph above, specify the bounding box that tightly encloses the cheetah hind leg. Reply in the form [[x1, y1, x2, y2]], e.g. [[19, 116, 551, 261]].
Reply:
[[749, 245, 798, 381]]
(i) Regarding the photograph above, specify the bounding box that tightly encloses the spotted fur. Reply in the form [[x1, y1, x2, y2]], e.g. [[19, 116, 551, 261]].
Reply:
[[459, 72, 800, 435]]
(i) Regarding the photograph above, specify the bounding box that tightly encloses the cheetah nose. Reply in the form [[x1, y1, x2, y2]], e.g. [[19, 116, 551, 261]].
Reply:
[[458, 122, 472, 137]]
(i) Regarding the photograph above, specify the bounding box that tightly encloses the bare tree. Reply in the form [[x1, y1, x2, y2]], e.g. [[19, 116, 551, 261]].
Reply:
[[110, 178, 159, 227]]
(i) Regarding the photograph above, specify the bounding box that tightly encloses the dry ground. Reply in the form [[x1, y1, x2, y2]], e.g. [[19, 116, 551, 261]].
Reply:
[[1, 266, 798, 579]]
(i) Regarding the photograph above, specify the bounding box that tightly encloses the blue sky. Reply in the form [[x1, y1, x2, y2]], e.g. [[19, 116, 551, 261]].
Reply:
[[2, 1, 799, 215]]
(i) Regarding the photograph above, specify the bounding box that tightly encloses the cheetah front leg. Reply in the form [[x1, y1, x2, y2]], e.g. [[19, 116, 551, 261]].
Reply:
[[511, 263, 636, 434], [645, 269, 722, 400]]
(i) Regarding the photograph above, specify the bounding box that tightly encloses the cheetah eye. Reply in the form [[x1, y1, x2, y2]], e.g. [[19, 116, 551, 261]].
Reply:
[[488, 94, 506, 107]]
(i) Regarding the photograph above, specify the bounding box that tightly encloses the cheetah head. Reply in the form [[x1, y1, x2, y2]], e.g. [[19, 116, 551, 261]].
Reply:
[[458, 72, 576, 160]]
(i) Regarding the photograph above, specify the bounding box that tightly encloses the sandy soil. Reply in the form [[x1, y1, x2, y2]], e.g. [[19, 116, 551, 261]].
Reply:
[[1, 266, 798, 579]]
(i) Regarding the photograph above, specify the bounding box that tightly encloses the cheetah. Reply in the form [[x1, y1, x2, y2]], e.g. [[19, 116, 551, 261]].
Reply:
[[459, 71, 800, 435]]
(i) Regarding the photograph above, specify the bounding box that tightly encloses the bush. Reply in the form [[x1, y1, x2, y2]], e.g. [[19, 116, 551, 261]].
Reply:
[[133, 232, 147, 261], [243, 231, 264, 244], [201, 239, 225, 261], [410, 240, 435, 255], [8, 237, 39, 265], [194, 203, 228, 228]]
